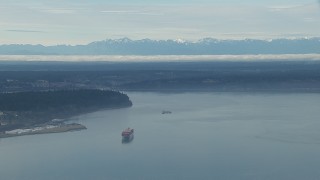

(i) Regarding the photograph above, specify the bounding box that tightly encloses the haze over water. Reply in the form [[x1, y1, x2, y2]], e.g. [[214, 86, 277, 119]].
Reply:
[[1, 92, 320, 180]]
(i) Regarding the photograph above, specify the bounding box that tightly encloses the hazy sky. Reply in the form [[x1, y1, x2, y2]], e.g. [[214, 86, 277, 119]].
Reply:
[[0, 0, 319, 45]]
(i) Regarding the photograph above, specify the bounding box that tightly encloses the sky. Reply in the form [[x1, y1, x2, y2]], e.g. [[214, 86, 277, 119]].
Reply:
[[0, 0, 320, 45]]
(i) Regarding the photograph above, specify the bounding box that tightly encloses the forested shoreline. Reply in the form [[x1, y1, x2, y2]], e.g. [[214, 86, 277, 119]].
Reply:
[[0, 89, 132, 132]]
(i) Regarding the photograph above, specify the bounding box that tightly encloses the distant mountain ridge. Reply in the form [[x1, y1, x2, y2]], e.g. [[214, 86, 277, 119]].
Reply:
[[1, 37, 320, 55]]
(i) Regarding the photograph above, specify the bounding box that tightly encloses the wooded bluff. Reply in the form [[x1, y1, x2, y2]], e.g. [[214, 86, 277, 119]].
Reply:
[[0, 89, 132, 131]]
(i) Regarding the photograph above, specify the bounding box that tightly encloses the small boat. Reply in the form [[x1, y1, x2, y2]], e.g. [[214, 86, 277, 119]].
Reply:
[[122, 128, 134, 142], [162, 110, 172, 114]]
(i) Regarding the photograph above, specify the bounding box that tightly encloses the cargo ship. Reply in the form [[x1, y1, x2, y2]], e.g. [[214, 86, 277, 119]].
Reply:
[[122, 128, 134, 142]]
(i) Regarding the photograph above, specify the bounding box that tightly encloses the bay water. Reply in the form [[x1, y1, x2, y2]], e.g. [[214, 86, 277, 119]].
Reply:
[[1, 92, 320, 180]]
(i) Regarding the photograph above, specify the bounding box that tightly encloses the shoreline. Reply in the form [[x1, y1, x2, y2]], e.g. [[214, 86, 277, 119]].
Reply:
[[0, 123, 86, 138], [0, 104, 132, 139]]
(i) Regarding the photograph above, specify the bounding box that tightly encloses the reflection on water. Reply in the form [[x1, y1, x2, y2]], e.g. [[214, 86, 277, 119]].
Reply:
[[122, 135, 134, 144]]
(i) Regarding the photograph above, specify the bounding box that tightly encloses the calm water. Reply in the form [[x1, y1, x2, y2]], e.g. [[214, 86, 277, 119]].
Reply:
[[1, 92, 320, 180]]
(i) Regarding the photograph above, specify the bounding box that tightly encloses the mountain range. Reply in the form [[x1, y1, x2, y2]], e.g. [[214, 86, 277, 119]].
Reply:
[[0, 37, 320, 55]]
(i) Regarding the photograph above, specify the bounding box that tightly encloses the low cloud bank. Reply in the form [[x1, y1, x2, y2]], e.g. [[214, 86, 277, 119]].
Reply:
[[0, 54, 320, 62]]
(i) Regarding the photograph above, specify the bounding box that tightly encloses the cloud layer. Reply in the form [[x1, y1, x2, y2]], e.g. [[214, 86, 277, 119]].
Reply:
[[0, 54, 320, 62]]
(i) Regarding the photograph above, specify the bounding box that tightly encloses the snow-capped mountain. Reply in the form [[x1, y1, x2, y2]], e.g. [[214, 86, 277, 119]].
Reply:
[[0, 37, 320, 55]]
